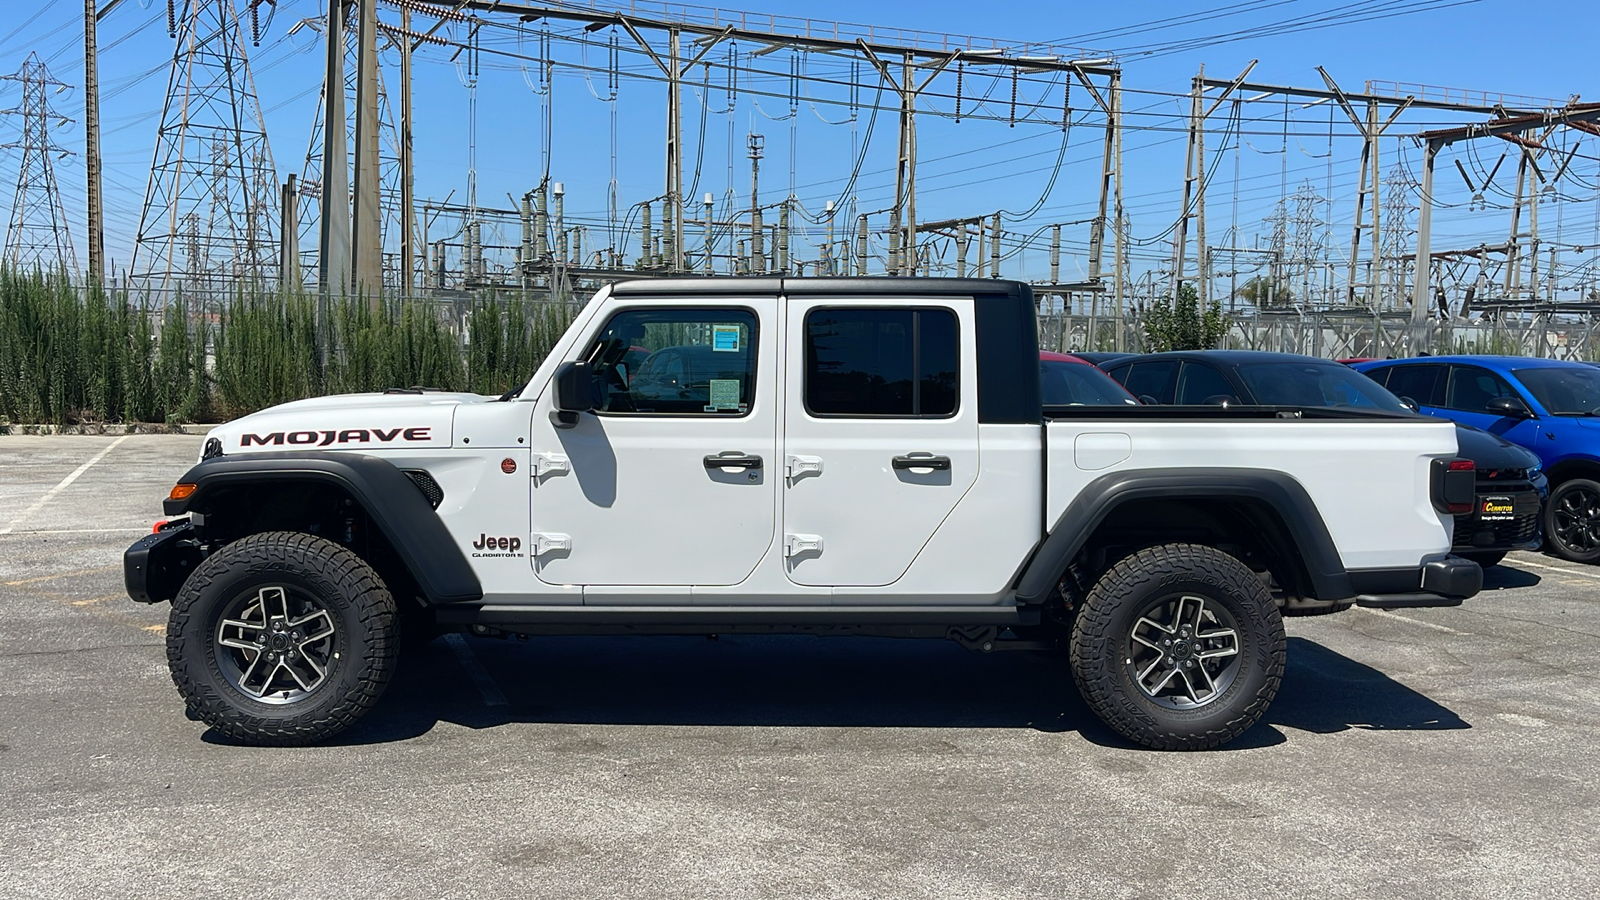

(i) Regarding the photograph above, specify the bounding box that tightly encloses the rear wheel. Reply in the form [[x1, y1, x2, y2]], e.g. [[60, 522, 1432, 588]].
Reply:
[[1546, 478, 1600, 564], [1070, 543, 1285, 750], [167, 532, 398, 746]]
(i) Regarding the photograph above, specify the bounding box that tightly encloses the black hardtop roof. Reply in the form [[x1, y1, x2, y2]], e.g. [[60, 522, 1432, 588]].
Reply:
[[607, 276, 1032, 298], [1105, 349, 1342, 367]]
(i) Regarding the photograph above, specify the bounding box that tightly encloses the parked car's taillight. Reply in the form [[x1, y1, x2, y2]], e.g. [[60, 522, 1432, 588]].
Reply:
[[1431, 458, 1476, 516]]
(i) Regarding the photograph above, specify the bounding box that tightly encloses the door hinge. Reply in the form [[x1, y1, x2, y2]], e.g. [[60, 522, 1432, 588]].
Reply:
[[531, 532, 572, 555], [532, 452, 570, 478], [784, 533, 824, 557], [785, 455, 824, 479]]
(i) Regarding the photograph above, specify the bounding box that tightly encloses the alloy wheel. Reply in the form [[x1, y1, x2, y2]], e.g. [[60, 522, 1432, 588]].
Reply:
[[215, 585, 339, 704], [1126, 594, 1242, 710]]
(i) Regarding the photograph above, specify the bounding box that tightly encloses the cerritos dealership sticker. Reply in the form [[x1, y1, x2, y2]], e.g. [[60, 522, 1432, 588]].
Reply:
[[501, 457, 517, 474]]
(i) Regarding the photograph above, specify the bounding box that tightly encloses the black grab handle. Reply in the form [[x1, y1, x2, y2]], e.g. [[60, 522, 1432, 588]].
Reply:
[[704, 453, 763, 470], [892, 454, 952, 471]]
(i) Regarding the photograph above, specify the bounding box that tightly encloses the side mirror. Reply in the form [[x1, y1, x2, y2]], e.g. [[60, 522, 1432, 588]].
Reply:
[[553, 361, 596, 413], [1486, 395, 1534, 419], [1399, 396, 1420, 412], [1137, 394, 1159, 406]]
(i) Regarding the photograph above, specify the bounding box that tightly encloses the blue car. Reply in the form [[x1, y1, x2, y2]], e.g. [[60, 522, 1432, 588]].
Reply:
[[1354, 356, 1600, 561]]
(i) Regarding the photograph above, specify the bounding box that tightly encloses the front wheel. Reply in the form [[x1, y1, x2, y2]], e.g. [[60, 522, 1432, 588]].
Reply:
[[1546, 478, 1600, 564], [166, 532, 399, 745], [1069, 543, 1285, 750]]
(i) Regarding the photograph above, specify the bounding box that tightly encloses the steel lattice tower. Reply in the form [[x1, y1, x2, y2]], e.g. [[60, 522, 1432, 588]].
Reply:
[[130, 0, 277, 302], [2, 53, 78, 276]]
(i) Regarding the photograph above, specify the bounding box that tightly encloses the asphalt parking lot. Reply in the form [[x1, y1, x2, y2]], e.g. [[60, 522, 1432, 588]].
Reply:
[[2, 434, 1598, 898]]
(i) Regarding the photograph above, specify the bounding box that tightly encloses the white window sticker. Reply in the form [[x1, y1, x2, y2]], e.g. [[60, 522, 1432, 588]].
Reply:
[[706, 378, 742, 411], [711, 325, 741, 352]]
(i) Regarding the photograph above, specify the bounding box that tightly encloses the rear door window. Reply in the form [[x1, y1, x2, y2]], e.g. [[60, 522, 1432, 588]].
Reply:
[[1175, 362, 1239, 405], [1379, 364, 1446, 407], [1445, 365, 1518, 413], [1119, 360, 1179, 404], [804, 307, 959, 417]]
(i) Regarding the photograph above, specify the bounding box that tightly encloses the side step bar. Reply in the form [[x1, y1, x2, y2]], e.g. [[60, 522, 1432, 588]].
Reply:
[[434, 604, 1037, 640]]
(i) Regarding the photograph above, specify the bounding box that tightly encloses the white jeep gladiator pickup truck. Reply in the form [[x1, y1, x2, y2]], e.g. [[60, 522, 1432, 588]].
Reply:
[[125, 278, 1481, 750]]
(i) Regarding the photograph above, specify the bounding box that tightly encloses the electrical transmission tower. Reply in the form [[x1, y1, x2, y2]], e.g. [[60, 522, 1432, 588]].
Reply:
[[1380, 161, 1416, 310], [1286, 180, 1327, 307], [130, 0, 278, 302], [2, 53, 78, 276]]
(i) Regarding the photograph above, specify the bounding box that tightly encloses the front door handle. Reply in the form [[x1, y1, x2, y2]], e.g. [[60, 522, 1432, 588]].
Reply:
[[892, 454, 952, 471], [704, 452, 763, 470]]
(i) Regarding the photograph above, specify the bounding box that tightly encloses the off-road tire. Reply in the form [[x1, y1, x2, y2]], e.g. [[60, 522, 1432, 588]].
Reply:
[[1069, 543, 1285, 751], [1459, 550, 1506, 569], [1545, 478, 1600, 564], [167, 531, 398, 746]]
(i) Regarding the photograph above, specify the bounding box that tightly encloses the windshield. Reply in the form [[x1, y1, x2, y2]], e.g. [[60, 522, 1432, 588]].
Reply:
[[1236, 361, 1409, 412], [1041, 359, 1138, 406], [1512, 366, 1600, 415]]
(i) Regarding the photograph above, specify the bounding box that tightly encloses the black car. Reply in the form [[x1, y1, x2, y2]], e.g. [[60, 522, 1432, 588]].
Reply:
[[1070, 351, 1137, 369], [1100, 350, 1546, 567]]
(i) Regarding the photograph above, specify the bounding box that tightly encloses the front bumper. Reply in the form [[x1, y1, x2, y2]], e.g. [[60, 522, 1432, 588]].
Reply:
[[1348, 556, 1483, 609], [124, 520, 203, 604]]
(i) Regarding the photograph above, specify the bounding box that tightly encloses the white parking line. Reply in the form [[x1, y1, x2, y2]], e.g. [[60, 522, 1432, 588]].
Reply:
[[1506, 558, 1600, 581], [1354, 606, 1462, 634], [0, 435, 131, 535], [0, 527, 148, 536], [443, 632, 509, 707]]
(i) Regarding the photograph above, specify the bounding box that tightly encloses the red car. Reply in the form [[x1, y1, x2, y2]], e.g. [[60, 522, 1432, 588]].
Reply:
[[1039, 351, 1140, 406]]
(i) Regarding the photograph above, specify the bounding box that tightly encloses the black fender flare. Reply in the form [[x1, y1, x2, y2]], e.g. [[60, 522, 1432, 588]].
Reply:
[[1015, 468, 1353, 605], [163, 451, 483, 604]]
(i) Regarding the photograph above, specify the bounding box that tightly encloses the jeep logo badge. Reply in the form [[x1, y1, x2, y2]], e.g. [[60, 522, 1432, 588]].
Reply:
[[471, 534, 524, 558]]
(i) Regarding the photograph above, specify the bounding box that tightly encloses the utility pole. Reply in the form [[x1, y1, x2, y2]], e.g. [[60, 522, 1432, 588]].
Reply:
[[351, 0, 382, 299], [1175, 62, 1254, 304], [748, 133, 764, 273], [1316, 68, 1411, 309], [664, 27, 680, 271], [614, 19, 730, 273], [318, 1, 350, 297], [399, 4, 414, 294], [1112, 70, 1125, 349], [2, 53, 78, 275], [84, 0, 104, 284]]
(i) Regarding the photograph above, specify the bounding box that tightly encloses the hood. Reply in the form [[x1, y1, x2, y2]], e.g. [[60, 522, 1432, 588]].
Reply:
[[1452, 423, 1540, 471], [207, 391, 492, 455]]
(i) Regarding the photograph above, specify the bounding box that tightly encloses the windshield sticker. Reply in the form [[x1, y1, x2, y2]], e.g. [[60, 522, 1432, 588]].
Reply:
[[706, 378, 743, 412], [711, 325, 741, 352]]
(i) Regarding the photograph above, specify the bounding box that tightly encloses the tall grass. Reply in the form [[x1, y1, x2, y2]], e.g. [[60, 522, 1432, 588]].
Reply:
[[0, 266, 576, 425]]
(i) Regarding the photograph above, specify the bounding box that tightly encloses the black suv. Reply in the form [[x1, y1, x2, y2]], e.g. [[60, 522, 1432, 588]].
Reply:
[[1100, 350, 1546, 567]]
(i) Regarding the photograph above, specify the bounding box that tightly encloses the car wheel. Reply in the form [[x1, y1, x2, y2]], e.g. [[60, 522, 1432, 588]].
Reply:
[[1070, 543, 1285, 750], [1545, 479, 1600, 564], [1458, 550, 1506, 568], [167, 532, 398, 745]]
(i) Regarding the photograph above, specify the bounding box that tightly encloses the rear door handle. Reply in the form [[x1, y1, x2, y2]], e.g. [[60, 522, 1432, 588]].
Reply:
[[704, 453, 763, 470], [892, 454, 951, 471]]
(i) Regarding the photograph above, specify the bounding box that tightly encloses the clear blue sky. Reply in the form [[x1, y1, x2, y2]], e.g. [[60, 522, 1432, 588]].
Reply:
[[1, 0, 1596, 298]]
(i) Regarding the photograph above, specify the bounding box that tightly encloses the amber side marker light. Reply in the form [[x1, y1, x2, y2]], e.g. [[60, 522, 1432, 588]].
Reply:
[[168, 483, 198, 501]]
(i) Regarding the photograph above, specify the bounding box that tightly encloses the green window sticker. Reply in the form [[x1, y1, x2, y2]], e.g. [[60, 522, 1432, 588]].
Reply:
[[711, 325, 742, 352], [706, 378, 742, 411]]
